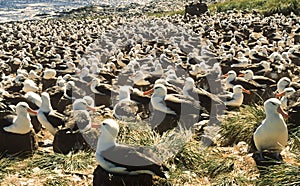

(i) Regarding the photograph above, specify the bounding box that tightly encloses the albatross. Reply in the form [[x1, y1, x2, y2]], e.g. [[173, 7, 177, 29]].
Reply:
[[143, 83, 204, 133], [223, 85, 250, 107], [253, 98, 288, 160], [1, 102, 37, 134], [53, 98, 97, 154], [37, 92, 66, 135], [0, 102, 38, 156], [113, 86, 140, 121], [94, 119, 168, 178]]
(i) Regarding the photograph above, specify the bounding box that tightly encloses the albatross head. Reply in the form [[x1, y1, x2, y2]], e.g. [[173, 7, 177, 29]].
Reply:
[[40, 92, 53, 112], [241, 69, 254, 80], [264, 98, 288, 119], [275, 87, 296, 98], [276, 77, 291, 93], [16, 102, 38, 116], [143, 83, 168, 98], [222, 70, 237, 83], [73, 99, 96, 111], [101, 119, 119, 138], [184, 77, 195, 91], [227, 70, 237, 80], [90, 78, 99, 88], [233, 85, 250, 94]]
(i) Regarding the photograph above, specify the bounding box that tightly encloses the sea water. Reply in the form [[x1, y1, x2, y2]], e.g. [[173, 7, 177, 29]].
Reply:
[[0, 0, 150, 23]]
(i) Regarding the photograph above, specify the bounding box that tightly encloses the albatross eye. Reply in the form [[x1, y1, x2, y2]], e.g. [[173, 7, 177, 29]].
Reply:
[[270, 102, 276, 106]]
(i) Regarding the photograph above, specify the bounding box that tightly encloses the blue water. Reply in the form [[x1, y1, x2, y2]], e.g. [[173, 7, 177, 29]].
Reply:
[[0, 0, 150, 23]]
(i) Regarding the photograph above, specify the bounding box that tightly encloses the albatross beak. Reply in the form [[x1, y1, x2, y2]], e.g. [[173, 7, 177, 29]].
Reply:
[[27, 108, 38, 115], [275, 92, 285, 98], [143, 88, 154, 95], [220, 73, 228, 78], [238, 73, 245, 77], [277, 106, 288, 119], [91, 123, 101, 128], [87, 81, 93, 86], [242, 89, 251, 94], [87, 106, 96, 112]]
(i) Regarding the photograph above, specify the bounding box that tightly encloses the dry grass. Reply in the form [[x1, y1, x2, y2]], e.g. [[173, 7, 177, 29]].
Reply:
[[1, 106, 299, 185]]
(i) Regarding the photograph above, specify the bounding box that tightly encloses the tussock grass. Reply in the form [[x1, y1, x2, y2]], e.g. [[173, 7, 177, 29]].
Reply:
[[43, 173, 71, 186], [209, 0, 300, 16], [167, 139, 256, 185], [219, 105, 265, 147], [258, 161, 300, 185], [0, 157, 18, 180], [1, 112, 299, 185], [118, 120, 194, 162], [27, 150, 95, 173], [0, 150, 95, 185]]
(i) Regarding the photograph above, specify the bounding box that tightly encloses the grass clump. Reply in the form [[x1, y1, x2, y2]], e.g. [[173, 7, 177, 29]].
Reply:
[[118, 120, 194, 163], [209, 0, 300, 16], [168, 139, 256, 185], [0, 157, 18, 180], [43, 173, 71, 186], [219, 105, 265, 147], [27, 150, 95, 173], [258, 162, 300, 185]]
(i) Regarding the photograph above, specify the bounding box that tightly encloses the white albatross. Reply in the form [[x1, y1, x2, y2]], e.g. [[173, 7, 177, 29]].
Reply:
[[3, 102, 37, 134], [68, 98, 96, 132], [113, 86, 139, 121], [94, 119, 168, 178], [223, 85, 250, 107], [275, 87, 296, 109], [253, 98, 288, 160], [37, 92, 65, 135], [276, 77, 291, 94]]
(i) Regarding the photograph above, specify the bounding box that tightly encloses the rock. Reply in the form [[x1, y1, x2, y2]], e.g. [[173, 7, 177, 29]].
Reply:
[[184, 1, 208, 19]]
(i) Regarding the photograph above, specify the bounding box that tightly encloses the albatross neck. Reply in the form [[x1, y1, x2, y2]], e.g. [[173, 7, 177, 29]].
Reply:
[[97, 133, 116, 153]]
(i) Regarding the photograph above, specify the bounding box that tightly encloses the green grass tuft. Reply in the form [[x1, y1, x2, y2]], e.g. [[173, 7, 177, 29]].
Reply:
[[27, 150, 95, 172], [258, 161, 300, 185], [0, 157, 18, 180], [209, 0, 300, 16], [219, 105, 265, 147]]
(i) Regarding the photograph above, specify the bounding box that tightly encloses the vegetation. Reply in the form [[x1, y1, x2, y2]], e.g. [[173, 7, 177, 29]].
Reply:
[[219, 105, 265, 147], [1, 107, 299, 185], [1, 0, 300, 184], [209, 0, 300, 16]]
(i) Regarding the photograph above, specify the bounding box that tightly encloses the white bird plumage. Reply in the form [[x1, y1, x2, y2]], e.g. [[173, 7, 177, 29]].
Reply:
[[253, 98, 288, 160]]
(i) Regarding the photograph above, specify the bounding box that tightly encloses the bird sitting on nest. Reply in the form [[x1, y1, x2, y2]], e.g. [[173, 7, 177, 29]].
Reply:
[[93, 119, 169, 186], [0, 102, 38, 157], [53, 98, 98, 154], [37, 92, 66, 136], [143, 83, 205, 134], [222, 85, 250, 108], [252, 98, 288, 167]]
